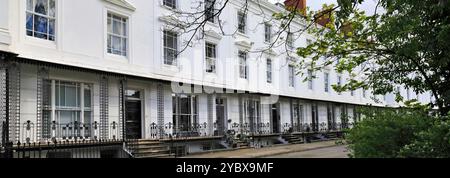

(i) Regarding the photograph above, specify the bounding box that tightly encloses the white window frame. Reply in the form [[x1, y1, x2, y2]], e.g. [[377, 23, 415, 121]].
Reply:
[[107, 11, 129, 57], [205, 42, 217, 73], [267, 58, 272, 84], [289, 65, 295, 88], [205, 0, 216, 23], [25, 0, 57, 42], [163, 30, 179, 66], [43, 79, 94, 140], [103, 5, 132, 62], [239, 51, 248, 79], [287, 32, 294, 50], [264, 23, 272, 43], [337, 75, 342, 95], [324, 72, 330, 93], [162, 0, 177, 9], [237, 11, 247, 34], [308, 70, 314, 90]]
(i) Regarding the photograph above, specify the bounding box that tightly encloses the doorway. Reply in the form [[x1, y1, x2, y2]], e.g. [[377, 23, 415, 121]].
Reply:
[[311, 104, 319, 132], [125, 89, 143, 139], [271, 104, 280, 134], [215, 98, 227, 136]]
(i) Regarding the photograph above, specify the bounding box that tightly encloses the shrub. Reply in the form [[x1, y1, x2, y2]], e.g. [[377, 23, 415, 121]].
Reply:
[[346, 109, 434, 158], [399, 118, 450, 158]]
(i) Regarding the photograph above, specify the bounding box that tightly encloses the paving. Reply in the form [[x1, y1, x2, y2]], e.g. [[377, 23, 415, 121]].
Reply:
[[262, 145, 349, 158], [182, 141, 346, 158]]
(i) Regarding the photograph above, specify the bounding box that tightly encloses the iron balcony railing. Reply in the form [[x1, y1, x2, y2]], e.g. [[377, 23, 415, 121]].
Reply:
[[147, 121, 354, 140], [4, 120, 122, 145]]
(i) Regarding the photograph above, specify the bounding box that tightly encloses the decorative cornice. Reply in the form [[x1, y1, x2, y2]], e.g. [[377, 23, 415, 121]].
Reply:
[[235, 40, 253, 50], [159, 15, 187, 28], [204, 30, 223, 41], [263, 48, 278, 56], [103, 0, 136, 11]]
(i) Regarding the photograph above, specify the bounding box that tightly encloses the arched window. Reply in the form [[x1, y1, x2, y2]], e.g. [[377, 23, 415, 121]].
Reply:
[[26, 0, 56, 41]]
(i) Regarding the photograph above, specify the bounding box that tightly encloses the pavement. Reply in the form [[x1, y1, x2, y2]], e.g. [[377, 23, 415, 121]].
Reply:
[[182, 140, 348, 158], [262, 145, 349, 158]]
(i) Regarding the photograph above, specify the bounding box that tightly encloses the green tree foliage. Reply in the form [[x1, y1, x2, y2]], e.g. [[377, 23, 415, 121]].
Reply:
[[296, 0, 450, 115], [399, 118, 450, 158], [346, 108, 434, 158]]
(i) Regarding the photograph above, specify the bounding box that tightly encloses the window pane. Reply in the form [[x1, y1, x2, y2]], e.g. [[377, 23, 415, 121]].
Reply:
[[180, 96, 191, 115], [126, 90, 141, 98], [27, 0, 33, 11], [26, 13, 33, 32], [35, 0, 48, 15], [107, 13, 128, 57], [107, 17, 112, 33], [113, 19, 121, 35], [65, 84, 77, 107], [59, 111, 74, 124], [107, 35, 112, 53], [122, 20, 127, 36], [122, 38, 127, 56], [112, 36, 121, 52], [58, 83, 65, 107], [84, 111, 92, 124], [49, 19, 55, 36], [49, 0, 56, 17], [34, 15, 48, 38], [84, 85, 91, 108]]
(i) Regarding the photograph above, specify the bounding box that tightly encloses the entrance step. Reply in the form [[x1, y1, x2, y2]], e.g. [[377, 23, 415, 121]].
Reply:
[[282, 134, 305, 144], [234, 140, 251, 149], [128, 139, 173, 158]]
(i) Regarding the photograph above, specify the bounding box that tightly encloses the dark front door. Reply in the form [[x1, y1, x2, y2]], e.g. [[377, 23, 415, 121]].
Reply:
[[215, 98, 226, 136], [312, 104, 319, 132], [125, 90, 142, 139], [271, 104, 280, 134]]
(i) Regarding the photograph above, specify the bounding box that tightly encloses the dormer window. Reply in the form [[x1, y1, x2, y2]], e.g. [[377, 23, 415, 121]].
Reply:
[[26, 0, 56, 41]]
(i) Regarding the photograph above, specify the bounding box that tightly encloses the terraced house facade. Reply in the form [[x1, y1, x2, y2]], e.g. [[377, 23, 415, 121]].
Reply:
[[0, 0, 433, 158]]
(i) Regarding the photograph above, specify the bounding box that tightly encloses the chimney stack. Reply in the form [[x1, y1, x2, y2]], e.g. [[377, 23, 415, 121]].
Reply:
[[315, 10, 332, 27], [284, 0, 307, 14]]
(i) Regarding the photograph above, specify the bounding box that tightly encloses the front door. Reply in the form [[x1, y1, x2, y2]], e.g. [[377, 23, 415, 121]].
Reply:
[[312, 104, 319, 132], [271, 104, 280, 134], [215, 98, 226, 136], [125, 90, 142, 139]]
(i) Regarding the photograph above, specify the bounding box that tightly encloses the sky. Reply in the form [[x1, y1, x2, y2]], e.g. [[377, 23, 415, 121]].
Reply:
[[268, 0, 381, 15]]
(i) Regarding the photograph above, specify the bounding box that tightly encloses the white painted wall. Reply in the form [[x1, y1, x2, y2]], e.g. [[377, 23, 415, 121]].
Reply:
[[1, 0, 427, 108]]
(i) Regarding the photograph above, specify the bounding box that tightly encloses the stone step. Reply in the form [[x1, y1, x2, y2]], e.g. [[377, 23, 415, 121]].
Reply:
[[288, 139, 302, 143], [135, 149, 170, 155], [135, 146, 169, 152], [129, 141, 162, 147], [136, 153, 174, 158]]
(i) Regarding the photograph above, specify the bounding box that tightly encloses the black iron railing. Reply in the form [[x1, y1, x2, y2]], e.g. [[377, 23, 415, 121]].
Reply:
[[282, 122, 354, 134], [147, 121, 354, 140], [0, 139, 130, 158], [15, 120, 121, 144]]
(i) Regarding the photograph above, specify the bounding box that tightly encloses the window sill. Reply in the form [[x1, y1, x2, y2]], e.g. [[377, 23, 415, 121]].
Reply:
[[236, 32, 249, 39], [25, 36, 57, 49], [162, 63, 180, 71], [106, 53, 129, 63], [206, 21, 219, 28], [160, 4, 178, 12], [263, 41, 272, 45], [205, 72, 218, 76]]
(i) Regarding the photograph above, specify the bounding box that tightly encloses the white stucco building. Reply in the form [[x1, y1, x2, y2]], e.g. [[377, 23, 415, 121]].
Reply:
[[0, 0, 432, 154]]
